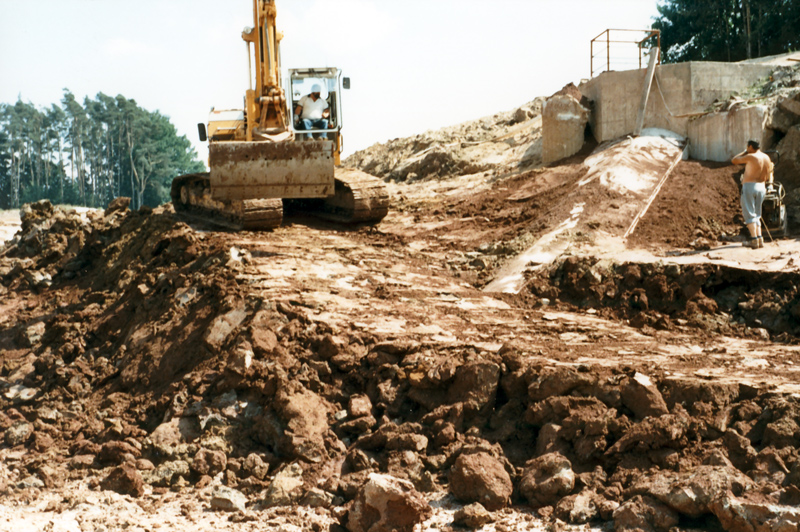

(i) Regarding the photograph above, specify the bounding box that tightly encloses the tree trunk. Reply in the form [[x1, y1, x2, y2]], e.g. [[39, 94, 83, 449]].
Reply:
[[127, 126, 139, 210], [744, 0, 752, 59]]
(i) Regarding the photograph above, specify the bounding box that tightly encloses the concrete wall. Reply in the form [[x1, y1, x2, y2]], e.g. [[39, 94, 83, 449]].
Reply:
[[580, 61, 775, 160], [688, 105, 770, 162]]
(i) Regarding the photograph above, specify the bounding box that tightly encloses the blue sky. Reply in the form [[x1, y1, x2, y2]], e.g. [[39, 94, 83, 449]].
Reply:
[[0, 0, 660, 163]]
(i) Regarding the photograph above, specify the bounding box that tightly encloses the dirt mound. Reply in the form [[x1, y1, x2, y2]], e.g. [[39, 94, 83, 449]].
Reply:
[[627, 160, 744, 249], [525, 256, 800, 342], [345, 99, 545, 182]]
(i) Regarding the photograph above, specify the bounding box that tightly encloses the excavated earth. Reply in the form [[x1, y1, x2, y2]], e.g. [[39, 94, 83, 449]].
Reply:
[[2, 99, 800, 532]]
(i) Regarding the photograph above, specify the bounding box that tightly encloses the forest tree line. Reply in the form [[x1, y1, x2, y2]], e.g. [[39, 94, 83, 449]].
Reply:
[[653, 0, 800, 63], [0, 91, 205, 211]]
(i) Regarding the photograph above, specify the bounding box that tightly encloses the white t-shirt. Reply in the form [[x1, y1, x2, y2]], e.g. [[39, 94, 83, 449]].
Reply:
[[298, 95, 329, 120]]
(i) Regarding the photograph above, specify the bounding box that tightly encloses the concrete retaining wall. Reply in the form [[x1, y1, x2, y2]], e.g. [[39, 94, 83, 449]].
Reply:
[[580, 61, 775, 161], [688, 106, 770, 162]]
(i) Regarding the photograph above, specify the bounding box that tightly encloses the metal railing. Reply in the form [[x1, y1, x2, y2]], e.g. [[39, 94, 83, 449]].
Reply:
[[591, 29, 661, 78]]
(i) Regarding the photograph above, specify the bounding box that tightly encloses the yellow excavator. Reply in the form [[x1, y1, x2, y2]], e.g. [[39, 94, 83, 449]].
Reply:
[[171, 0, 388, 230]]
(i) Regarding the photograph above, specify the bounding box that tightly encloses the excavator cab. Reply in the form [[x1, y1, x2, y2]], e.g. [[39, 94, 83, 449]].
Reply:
[[288, 68, 349, 164]]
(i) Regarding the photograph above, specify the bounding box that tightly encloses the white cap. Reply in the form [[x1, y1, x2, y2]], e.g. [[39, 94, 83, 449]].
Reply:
[[311, 83, 322, 93]]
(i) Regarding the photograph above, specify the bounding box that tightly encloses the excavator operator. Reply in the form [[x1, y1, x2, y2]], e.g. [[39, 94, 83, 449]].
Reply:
[[295, 83, 330, 139]]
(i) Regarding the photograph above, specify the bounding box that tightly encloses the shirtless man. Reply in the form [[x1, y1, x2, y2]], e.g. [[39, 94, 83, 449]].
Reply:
[[732, 140, 773, 249]]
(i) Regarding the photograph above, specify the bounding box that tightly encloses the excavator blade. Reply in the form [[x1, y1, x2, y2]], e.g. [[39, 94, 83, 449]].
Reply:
[[209, 140, 335, 201]]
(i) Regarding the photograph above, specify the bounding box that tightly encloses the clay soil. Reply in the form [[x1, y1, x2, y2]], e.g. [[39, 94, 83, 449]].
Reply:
[[628, 161, 745, 250], [1, 143, 800, 532]]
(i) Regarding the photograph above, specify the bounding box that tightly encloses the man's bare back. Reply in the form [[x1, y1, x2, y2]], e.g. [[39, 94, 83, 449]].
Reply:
[[732, 149, 772, 183]]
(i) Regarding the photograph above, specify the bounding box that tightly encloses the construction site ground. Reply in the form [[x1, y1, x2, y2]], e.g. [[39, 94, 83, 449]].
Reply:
[[2, 107, 800, 532]]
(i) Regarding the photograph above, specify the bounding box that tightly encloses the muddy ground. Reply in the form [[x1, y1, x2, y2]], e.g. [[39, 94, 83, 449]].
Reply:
[[2, 125, 800, 532]]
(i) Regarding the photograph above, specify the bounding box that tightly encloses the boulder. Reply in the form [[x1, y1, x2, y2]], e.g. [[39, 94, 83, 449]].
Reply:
[[519, 452, 575, 507], [300, 487, 334, 508], [449, 452, 513, 511], [204, 301, 248, 351], [542, 95, 589, 164], [146, 460, 190, 487], [98, 441, 141, 465], [620, 373, 669, 420], [769, 106, 800, 134], [710, 491, 800, 532], [211, 486, 247, 513], [348, 394, 373, 419], [628, 465, 755, 518], [258, 383, 335, 463], [778, 93, 800, 118], [447, 362, 501, 412], [555, 489, 605, 524], [100, 464, 145, 497], [191, 448, 227, 476], [453, 502, 493, 529], [4, 421, 33, 447], [262, 463, 304, 507], [104, 197, 131, 215], [613, 495, 679, 532], [347, 473, 432, 532], [242, 453, 270, 480]]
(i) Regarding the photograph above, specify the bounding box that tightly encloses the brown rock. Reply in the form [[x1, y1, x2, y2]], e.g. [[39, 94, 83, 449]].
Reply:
[[104, 197, 131, 215], [555, 489, 606, 524], [339, 415, 377, 435], [98, 440, 141, 465], [242, 453, 270, 480], [520, 452, 575, 507], [710, 491, 800, 532], [386, 433, 428, 453], [261, 384, 335, 463], [348, 394, 373, 419], [69, 454, 97, 470], [762, 417, 800, 449], [621, 373, 669, 420], [453, 502, 493, 529], [101, 464, 145, 497], [447, 362, 501, 411], [250, 327, 279, 356], [30, 431, 55, 453], [136, 459, 155, 471], [347, 473, 431, 532], [613, 495, 679, 532], [604, 413, 688, 456], [191, 448, 227, 476], [449, 452, 512, 511], [4, 421, 33, 447], [628, 466, 755, 518]]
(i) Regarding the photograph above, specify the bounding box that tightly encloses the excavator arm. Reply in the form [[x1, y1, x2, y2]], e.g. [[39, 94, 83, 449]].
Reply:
[[242, 0, 291, 142]]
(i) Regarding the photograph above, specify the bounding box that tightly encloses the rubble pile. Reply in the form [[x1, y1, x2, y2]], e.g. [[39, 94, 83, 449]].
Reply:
[[1, 202, 800, 532]]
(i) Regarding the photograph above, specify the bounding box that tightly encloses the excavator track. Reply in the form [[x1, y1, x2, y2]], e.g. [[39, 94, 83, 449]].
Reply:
[[321, 168, 390, 224], [171, 173, 283, 231], [171, 167, 387, 231]]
